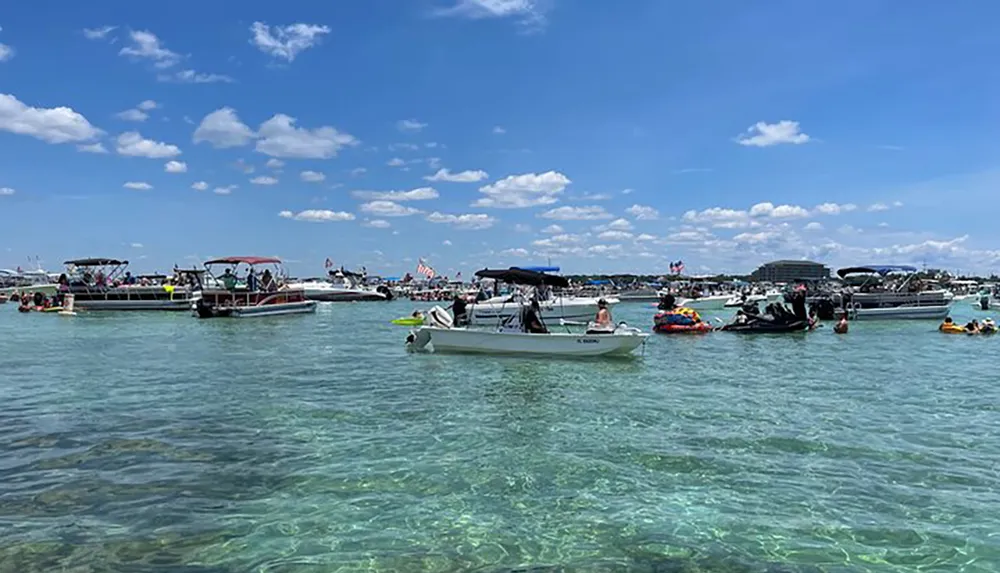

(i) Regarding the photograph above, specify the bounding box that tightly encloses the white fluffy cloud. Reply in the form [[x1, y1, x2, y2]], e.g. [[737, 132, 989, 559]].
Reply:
[[116, 109, 148, 122], [159, 70, 234, 84], [604, 218, 633, 231], [119, 30, 180, 69], [397, 119, 427, 132], [77, 142, 108, 153], [682, 207, 752, 228], [437, 0, 549, 29], [116, 131, 181, 158], [256, 114, 358, 159], [625, 204, 659, 220], [214, 185, 237, 195], [749, 202, 810, 219], [493, 126, 506, 134], [814, 202, 857, 215], [193, 108, 256, 148], [474, 171, 571, 208], [124, 181, 152, 190], [1, 187, 16, 195], [278, 209, 355, 222], [0, 93, 103, 144], [542, 224, 564, 234], [164, 160, 187, 173], [266, 158, 285, 169], [598, 230, 633, 240], [424, 168, 488, 183], [539, 205, 612, 220], [300, 170, 325, 183], [737, 120, 811, 147], [191, 181, 209, 191], [360, 200, 422, 217], [364, 219, 391, 229], [83, 26, 117, 40], [804, 222, 824, 231], [251, 176, 278, 185], [426, 212, 496, 230], [250, 22, 331, 62], [352, 187, 438, 201]]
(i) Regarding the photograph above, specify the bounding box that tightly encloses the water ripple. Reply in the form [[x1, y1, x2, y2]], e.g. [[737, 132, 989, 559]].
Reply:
[[1, 302, 999, 571]]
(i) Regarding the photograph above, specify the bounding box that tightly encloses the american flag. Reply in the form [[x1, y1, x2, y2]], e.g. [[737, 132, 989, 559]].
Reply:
[[670, 260, 685, 274], [416, 258, 436, 279], [324, 257, 334, 269]]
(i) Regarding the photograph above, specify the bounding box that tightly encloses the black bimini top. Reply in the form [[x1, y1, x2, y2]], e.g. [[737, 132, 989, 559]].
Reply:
[[64, 258, 127, 266], [475, 267, 570, 288]]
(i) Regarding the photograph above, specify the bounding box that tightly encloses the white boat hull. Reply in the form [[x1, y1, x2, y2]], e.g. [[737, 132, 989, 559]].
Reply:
[[411, 326, 647, 357], [73, 297, 196, 311], [676, 295, 731, 310], [466, 297, 618, 325], [850, 305, 951, 320], [723, 294, 768, 308], [231, 300, 317, 317], [285, 282, 388, 302]]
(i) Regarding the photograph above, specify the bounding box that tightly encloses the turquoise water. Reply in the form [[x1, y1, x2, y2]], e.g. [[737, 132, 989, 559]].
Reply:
[[1, 301, 998, 572]]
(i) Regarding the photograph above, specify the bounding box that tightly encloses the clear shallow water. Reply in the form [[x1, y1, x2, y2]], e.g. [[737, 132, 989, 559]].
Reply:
[[1, 301, 998, 572]]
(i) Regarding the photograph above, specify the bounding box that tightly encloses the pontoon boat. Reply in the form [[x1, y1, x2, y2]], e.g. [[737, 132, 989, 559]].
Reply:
[[193, 256, 317, 318]]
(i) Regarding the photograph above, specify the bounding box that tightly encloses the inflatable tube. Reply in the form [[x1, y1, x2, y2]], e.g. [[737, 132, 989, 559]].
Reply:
[[939, 324, 966, 334], [392, 317, 425, 326], [654, 322, 713, 334]]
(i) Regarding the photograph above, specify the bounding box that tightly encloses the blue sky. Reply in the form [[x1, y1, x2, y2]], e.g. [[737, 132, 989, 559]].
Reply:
[[2, 0, 999, 277]]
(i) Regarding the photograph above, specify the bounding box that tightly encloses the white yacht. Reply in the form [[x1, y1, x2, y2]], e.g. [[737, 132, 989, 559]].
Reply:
[[467, 267, 616, 325], [285, 269, 392, 302], [834, 265, 951, 320], [0, 268, 60, 297]]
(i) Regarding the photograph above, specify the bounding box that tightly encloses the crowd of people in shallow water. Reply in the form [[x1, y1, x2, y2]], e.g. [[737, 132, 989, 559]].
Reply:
[[940, 316, 997, 334]]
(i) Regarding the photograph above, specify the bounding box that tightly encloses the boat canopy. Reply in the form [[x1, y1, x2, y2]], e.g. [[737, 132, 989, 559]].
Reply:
[[65, 258, 126, 266], [514, 266, 560, 273], [836, 265, 918, 278], [204, 256, 282, 266], [475, 267, 570, 287]]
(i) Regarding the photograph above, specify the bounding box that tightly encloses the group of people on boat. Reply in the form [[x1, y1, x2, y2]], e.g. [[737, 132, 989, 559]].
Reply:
[[218, 268, 277, 292], [939, 316, 997, 335]]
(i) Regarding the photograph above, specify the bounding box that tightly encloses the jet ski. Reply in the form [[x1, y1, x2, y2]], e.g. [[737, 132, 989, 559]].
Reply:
[[720, 295, 813, 334], [720, 319, 812, 333]]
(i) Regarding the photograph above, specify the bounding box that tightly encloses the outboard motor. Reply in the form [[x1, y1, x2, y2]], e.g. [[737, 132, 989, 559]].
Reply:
[[981, 294, 991, 311]]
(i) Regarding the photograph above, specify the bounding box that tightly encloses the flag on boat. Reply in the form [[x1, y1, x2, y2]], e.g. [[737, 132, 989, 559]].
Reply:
[[324, 257, 333, 269], [417, 258, 436, 279], [455, 271, 462, 279], [669, 260, 685, 274]]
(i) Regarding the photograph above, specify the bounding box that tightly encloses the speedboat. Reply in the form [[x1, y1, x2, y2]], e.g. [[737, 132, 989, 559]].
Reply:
[[723, 293, 768, 308], [193, 256, 316, 318], [674, 293, 731, 311], [835, 265, 951, 320], [285, 269, 391, 302], [0, 267, 60, 298], [406, 269, 648, 357], [60, 258, 197, 311], [466, 293, 616, 324], [467, 267, 616, 325]]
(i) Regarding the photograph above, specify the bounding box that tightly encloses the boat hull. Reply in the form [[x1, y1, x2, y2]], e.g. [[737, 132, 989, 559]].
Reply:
[[677, 295, 730, 310], [850, 305, 951, 320], [412, 327, 647, 356], [720, 319, 812, 333], [302, 290, 387, 302], [73, 298, 195, 311], [466, 297, 618, 325]]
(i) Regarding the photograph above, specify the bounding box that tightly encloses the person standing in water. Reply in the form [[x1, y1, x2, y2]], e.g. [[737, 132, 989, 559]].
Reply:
[[834, 312, 849, 334]]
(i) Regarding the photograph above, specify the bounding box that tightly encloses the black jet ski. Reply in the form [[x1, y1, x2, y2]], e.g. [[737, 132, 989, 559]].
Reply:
[[720, 319, 812, 333], [721, 295, 813, 333]]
